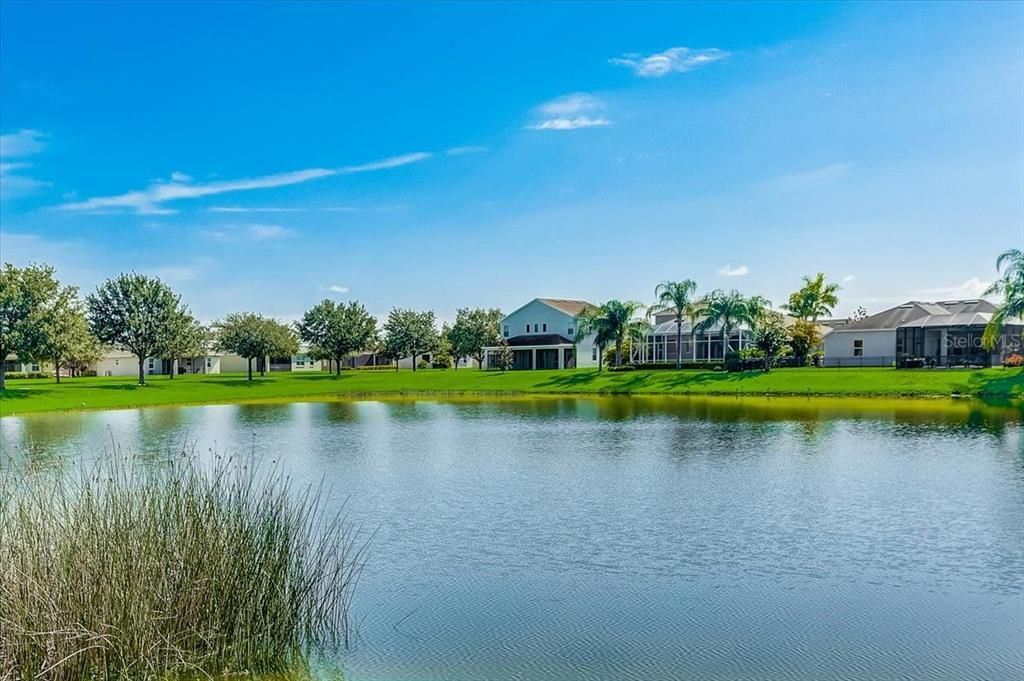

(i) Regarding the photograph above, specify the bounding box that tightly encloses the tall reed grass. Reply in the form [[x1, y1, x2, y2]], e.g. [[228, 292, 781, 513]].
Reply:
[[0, 449, 366, 680]]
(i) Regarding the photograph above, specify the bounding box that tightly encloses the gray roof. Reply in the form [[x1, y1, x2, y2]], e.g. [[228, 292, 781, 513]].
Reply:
[[834, 300, 1006, 331]]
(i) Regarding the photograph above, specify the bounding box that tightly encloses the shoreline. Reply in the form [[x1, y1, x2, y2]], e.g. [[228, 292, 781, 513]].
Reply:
[[2, 367, 1021, 417]]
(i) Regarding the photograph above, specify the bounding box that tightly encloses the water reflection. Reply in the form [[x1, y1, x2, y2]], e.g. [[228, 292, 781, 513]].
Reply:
[[1, 396, 1021, 681]]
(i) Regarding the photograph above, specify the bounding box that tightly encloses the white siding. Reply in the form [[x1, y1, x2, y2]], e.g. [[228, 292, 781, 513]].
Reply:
[[823, 329, 896, 365]]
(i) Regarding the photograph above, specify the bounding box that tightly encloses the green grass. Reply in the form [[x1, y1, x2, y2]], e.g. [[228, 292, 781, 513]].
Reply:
[[0, 451, 364, 680], [1, 366, 1021, 415]]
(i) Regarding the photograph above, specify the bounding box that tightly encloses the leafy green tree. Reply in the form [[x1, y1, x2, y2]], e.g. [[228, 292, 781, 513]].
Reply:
[[433, 324, 454, 369], [37, 289, 102, 383], [296, 299, 378, 376], [448, 307, 503, 370], [983, 248, 1024, 352], [382, 308, 438, 372], [697, 290, 761, 359], [162, 312, 207, 379], [86, 273, 187, 385], [788, 319, 822, 365], [783, 273, 840, 322], [495, 336, 513, 372], [215, 313, 297, 380], [650, 279, 698, 368], [751, 311, 789, 372], [0, 263, 64, 389], [576, 300, 644, 368]]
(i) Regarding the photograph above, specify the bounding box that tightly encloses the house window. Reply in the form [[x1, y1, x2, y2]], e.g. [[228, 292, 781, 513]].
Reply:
[[533, 324, 538, 332], [503, 325, 509, 338], [592, 347, 598, 361], [206, 358, 212, 369], [148, 358, 155, 369], [31, 363, 40, 372], [526, 324, 530, 333], [568, 327, 574, 337], [853, 340, 864, 357], [542, 323, 547, 332]]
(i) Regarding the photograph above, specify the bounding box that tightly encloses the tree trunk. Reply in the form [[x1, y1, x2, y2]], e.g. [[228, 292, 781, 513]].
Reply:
[[55, 360, 62, 384], [247, 357, 253, 381], [336, 355, 342, 376], [453, 356, 458, 371], [723, 327, 730, 359], [764, 355, 771, 372], [598, 346, 603, 372], [138, 358, 146, 386], [615, 339, 622, 367], [411, 353, 417, 371], [0, 361, 5, 390], [169, 358, 175, 379], [676, 318, 683, 369], [260, 356, 265, 377]]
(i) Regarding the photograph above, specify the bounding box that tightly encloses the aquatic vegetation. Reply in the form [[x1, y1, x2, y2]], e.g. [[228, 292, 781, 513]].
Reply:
[[0, 450, 366, 680]]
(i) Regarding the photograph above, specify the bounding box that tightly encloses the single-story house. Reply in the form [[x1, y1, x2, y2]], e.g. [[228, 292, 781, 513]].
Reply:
[[482, 298, 600, 369], [822, 299, 1022, 367]]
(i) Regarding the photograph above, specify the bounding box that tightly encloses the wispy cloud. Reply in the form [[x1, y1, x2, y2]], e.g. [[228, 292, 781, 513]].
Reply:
[[201, 224, 296, 242], [610, 47, 729, 77], [527, 93, 611, 131], [718, 264, 749, 277], [446, 145, 488, 156], [145, 257, 215, 284], [208, 206, 303, 213], [915, 277, 991, 300], [0, 129, 46, 157], [327, 285, 349, 294], [0, 129, 50, 200], [58, 152, 432, 214], [209, 203, 408, 214], [843, 274, 857, 283], [754, 162, 853, 192]]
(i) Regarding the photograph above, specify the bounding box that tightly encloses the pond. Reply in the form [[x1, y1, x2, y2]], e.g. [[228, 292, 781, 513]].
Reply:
[[1, 396, 1022, 680]]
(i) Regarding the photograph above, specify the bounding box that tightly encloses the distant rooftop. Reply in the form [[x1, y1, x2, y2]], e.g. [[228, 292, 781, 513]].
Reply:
[[834, 299, 1012, 331], [537, 298, 595, 316]]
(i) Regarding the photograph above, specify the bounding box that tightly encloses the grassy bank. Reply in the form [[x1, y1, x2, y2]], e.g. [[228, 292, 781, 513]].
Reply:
[[0, 452, 364, 680], [1, 367, 1021, 415]]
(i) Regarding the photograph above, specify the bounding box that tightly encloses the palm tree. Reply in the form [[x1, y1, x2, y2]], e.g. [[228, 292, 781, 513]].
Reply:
[[783, 273, 840, 322], [697, 290, 761, 359], [982, 248, 1024, 351], [650, 279, 698, 368], [576, 299, 645, 369]]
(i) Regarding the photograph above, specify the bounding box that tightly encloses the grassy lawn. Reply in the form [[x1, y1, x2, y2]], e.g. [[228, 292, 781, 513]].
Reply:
[[1, 366, 1021, 415]]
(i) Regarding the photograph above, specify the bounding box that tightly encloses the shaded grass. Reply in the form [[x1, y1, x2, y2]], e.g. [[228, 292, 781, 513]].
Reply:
[[0, 450, 366, 680], [0, 366, 1021, 415]]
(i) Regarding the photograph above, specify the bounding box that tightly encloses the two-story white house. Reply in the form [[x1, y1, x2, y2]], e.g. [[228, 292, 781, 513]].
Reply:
[[482, 298, 600, 369]]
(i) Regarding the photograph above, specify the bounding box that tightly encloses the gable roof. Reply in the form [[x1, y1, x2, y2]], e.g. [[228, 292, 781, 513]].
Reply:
[[536, 298, 596, 316], [835, 299, 1001, 331]]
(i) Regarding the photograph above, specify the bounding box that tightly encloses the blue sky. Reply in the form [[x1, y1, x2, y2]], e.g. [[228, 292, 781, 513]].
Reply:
[[1, 1, 1022, 323]]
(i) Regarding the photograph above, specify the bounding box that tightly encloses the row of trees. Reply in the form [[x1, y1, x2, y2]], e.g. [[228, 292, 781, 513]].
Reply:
[[0, 264, 510, 386], [576, 273, 843, 372]]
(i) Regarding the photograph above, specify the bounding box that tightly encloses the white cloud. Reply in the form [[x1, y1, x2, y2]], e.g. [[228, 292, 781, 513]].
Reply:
[[0, 129, 49, 200], [201, 224, 295, 242], [170, 171, 193, 182], [208, 206, 303, 213], [446, 146, 488, 156], [145, 257, 215, 284], [610, 47, 729, 77], [327, 285, 349, 294], [915, 277, 991, 300], [843, 274, 856, 283], [528, 93, 611, 131], [754, 163, 853, 192], [59, 152, 432, 214], [718, 264, 749, 277], [0, 129, 46, 157]]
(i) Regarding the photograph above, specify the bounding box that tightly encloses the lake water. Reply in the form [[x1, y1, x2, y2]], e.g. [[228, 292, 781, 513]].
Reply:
[[2, 396, 1022, 680]]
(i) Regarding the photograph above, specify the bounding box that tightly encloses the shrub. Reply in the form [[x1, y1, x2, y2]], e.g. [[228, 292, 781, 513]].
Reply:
[[1004, 354, 1024, 368], [0, 450, 366, 681], [629, 362, 725, 371], [1, 371, 50, 380], [724, 351, 743, 372], [416, 358, 431, 370], [607, 364, 637, 372]]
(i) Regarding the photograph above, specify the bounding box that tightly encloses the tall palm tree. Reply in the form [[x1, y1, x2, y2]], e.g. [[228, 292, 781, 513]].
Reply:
[[650, 279, 698, 368], [783, 273, 840, 322], [576, 299, 644, 369], [697, 290, 760, 359], [982, 248, 1024, 351]]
